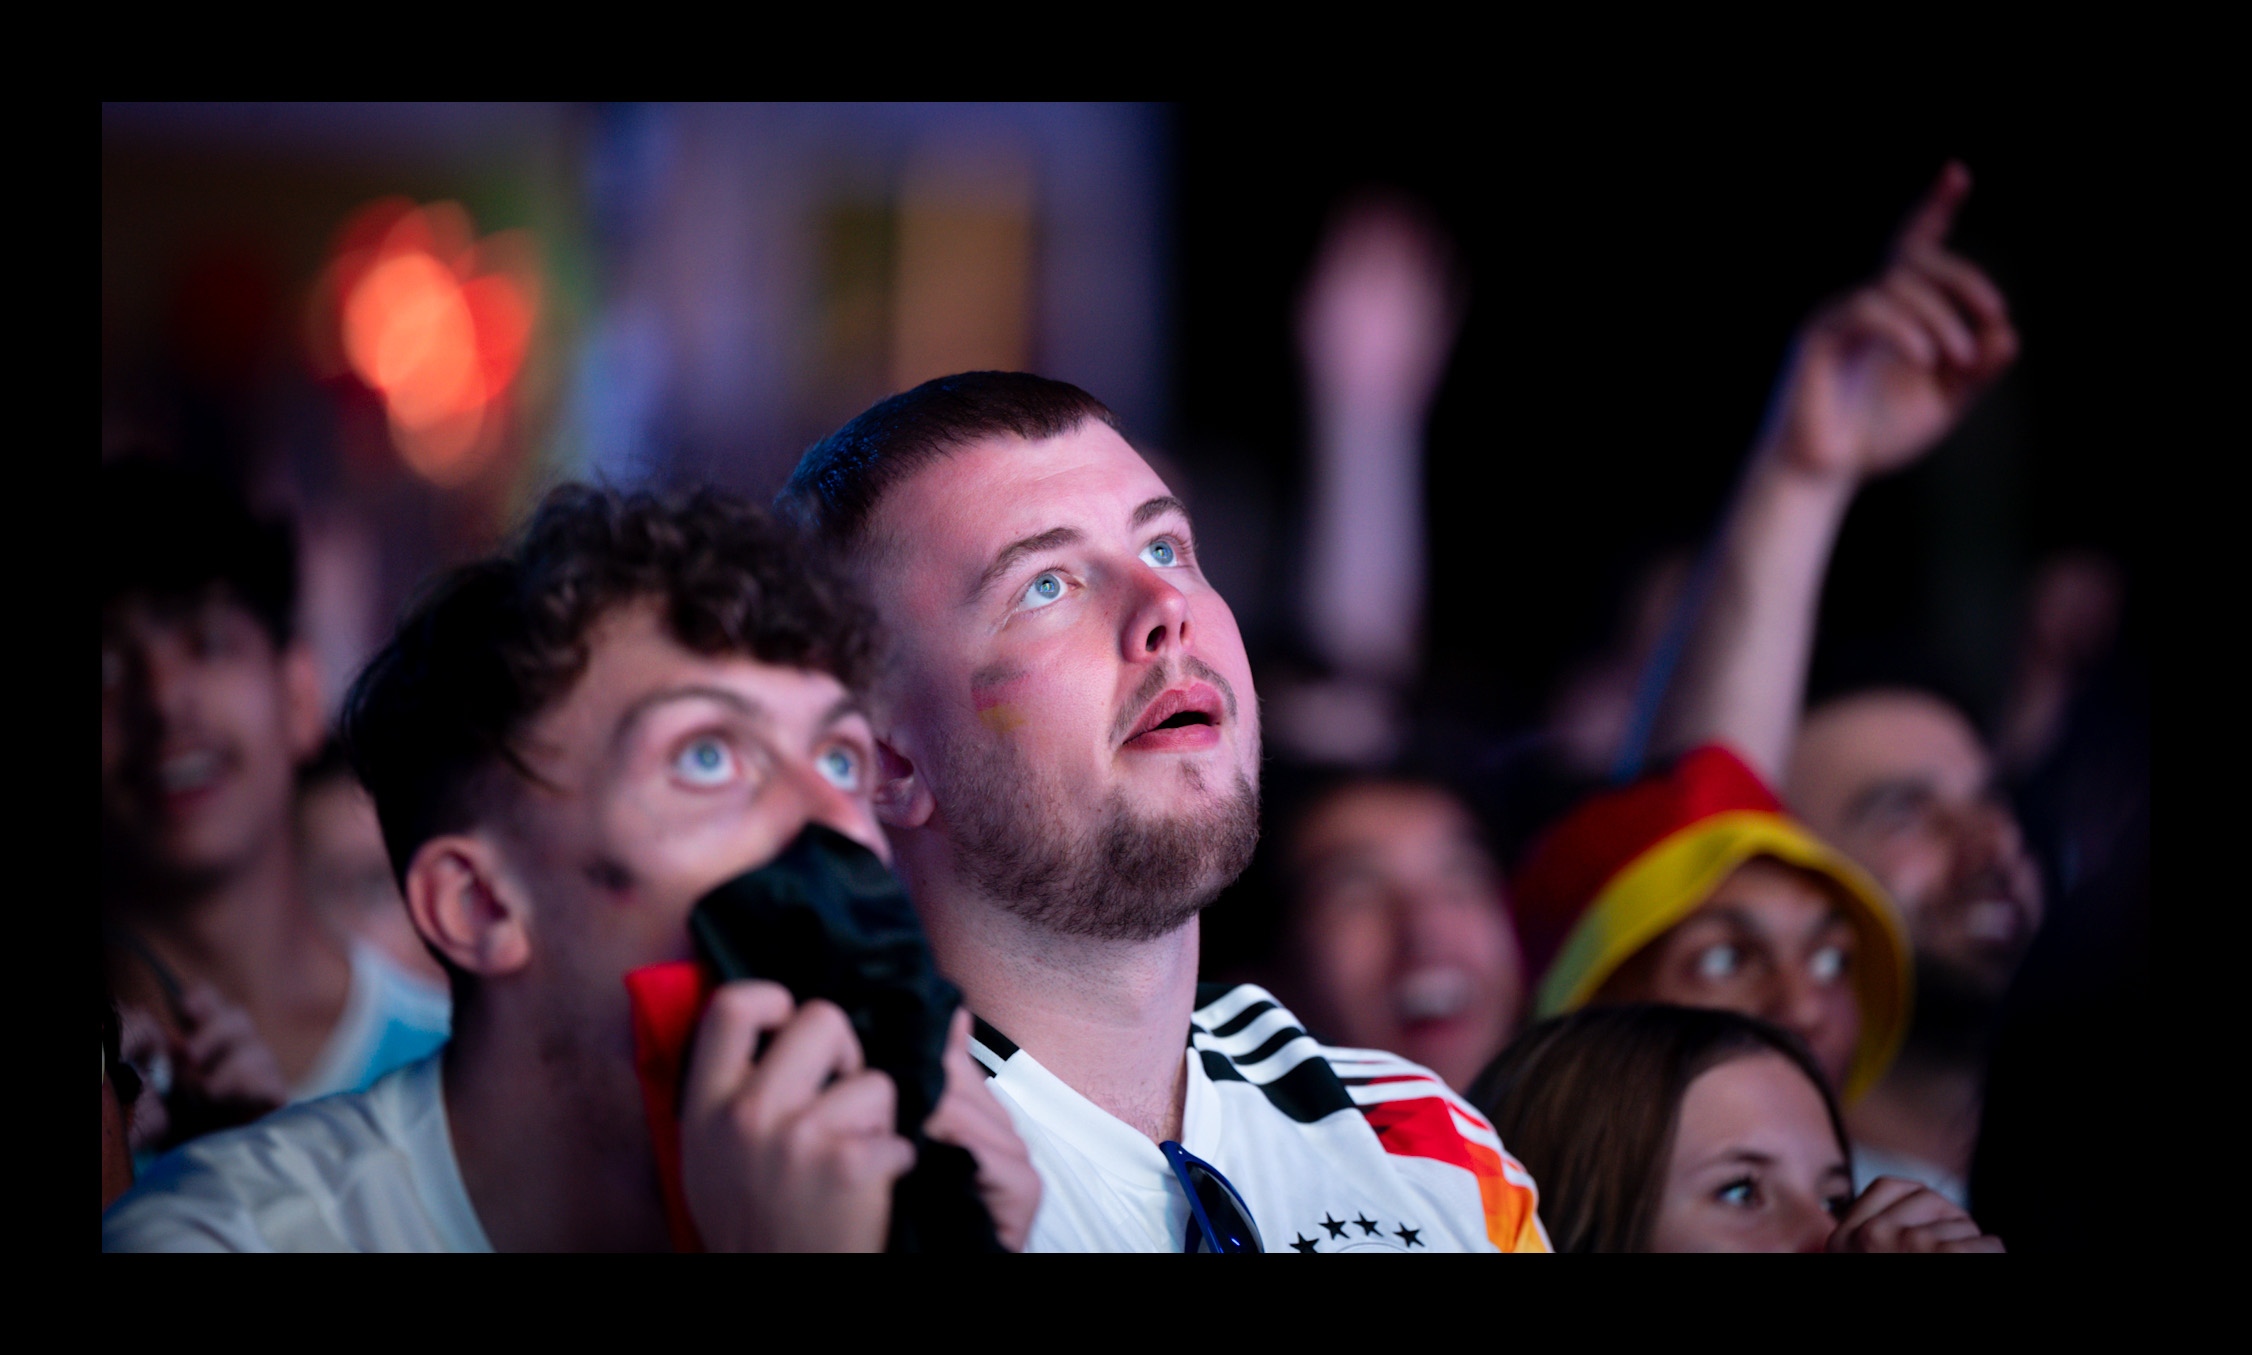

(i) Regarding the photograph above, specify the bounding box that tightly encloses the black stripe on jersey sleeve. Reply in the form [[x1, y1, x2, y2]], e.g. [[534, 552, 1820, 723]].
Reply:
[[1200, 1049, 1248, 1084], [972, 1016, 1019, 1063], [1199, 1049, 1356, 1123], [1236, 1024, 1308, 1066], [1207, 1000, 1277, 1040]]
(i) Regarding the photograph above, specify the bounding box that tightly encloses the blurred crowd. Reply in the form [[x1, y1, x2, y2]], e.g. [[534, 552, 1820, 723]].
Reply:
[[103, 159, 2144, 1253]]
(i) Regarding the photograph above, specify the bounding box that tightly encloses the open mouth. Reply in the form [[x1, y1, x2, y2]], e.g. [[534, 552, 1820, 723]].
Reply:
[[141, 746, 234, 811], [1394, 967, 1473, 1024], [157, 749, 226, 796], [1124, 683, 1224, 749], [1962, 898, 2026, 945]]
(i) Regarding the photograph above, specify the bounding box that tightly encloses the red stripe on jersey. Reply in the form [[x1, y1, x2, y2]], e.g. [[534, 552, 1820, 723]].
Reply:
[[1361, 1095, 1538, 1252]]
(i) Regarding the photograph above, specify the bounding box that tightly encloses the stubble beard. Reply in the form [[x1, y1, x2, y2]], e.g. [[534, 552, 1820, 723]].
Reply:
[[938, 720, 1260, 944]]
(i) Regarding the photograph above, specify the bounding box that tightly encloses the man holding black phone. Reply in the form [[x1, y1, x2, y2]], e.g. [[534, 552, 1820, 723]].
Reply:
[[783, 374, 1548, 1252], [104, 486, 1037, 1251]]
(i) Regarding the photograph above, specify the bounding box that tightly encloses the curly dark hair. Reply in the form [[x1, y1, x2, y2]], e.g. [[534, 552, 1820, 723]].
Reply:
[[342, 484, 878, 897]]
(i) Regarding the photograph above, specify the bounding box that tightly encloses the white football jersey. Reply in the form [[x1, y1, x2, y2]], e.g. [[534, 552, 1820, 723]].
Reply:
[[971, 983, 1550, 1253]]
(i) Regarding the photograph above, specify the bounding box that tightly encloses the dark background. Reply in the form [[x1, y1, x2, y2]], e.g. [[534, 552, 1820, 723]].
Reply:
[[1170, 107, 2144, 740]]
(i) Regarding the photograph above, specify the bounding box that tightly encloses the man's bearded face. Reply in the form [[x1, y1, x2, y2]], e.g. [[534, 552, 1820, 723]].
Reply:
[[936, 660, 1259, 941], [863, 422, 1265, 939]]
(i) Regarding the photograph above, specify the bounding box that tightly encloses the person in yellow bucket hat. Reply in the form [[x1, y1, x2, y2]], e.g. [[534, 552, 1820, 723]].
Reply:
[[1509, 744, 1909, 1101]]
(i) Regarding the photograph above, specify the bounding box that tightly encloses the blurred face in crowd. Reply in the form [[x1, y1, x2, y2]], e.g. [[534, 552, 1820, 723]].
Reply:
[[300, 775, 447, 987], [1595, 858, 1862, 1089], [1286, 783, 1523, 1087], [862, 422, 1260, 938], [1788, 691, 2043, 1002], [102, 587, 322, 885], [1647, 1051, 1854, 1253], [451, 600, 886, 1010]]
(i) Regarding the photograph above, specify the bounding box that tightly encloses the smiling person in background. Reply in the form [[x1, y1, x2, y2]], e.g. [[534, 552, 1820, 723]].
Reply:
[[101, 460, 449, 1154], [1271, 774, 1525, 1090]]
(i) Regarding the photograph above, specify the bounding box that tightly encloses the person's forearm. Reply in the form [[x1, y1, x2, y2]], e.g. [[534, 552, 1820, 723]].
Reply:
[[1302, 396, 1425, 685], [1649, 440, 1856, 781]]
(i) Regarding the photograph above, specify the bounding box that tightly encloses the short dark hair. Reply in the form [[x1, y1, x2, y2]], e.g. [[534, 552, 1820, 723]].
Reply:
[[101, 458, 297, 647], [1467, 1004, 1849, 1253], [779, 371, 1115, 555], [1805, 633, 1986, 737], [342, 484, 877, 893]]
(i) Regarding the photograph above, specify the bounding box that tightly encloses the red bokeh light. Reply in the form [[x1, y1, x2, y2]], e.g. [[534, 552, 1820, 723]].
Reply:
[[308, 200, 539, 487]]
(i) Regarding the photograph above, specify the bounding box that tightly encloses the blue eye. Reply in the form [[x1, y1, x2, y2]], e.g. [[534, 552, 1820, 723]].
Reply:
[[1809, 945, 1848, 984], [1718, 1178, 1758, 1207], [674, 738, 736, 788], [816, 746, 861, 791], [1022, 571, 1066, 609], [1140, 537, 1180, 568], [1696, 943, 1742, 981]]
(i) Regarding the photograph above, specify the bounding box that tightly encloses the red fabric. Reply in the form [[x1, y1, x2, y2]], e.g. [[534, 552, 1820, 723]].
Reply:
[[1361, 1095, 1477, 1175], [1510, 744, 1784, 979], [625, 960, 716, 1254]]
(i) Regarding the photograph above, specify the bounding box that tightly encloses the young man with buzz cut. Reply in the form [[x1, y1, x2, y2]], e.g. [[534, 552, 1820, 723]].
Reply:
[[104, 486, 1037, 1251], [782, 372, 1547, 1252]]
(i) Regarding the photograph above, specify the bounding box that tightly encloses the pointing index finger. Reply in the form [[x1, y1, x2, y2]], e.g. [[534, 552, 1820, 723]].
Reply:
[[1893, 160, 1973, 259]]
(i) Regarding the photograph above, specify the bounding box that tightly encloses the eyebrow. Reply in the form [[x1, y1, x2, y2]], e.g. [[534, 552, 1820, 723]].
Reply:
[[1694, 1148, 1779, 1173], [968, 526, 1083, 605], [965, 497, 1196, 606], [1686, 904, 1854, 949], [612, 685, 769, 753], [817, 691, 866, 734], [1843, 776, 1935, 824], [1131, 495, 1190, 531]]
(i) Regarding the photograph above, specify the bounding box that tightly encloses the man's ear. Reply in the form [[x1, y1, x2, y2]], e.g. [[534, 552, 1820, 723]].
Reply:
[[871, 737, 935, 830], [404, 835, 532, 978], [280, 643, 325, 762]]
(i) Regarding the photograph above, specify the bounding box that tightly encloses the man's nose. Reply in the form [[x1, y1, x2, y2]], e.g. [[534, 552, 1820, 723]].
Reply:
[[1398, 890, 1484, 963], [1764, 967, 1830, 1054], [784, 758, 892, 866], [1121, 565, 1191, 662], [1952, 799, 2031, 884], [123, 639, 195, 731]]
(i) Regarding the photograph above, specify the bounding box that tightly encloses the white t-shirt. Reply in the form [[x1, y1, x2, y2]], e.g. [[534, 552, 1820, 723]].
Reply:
[[973, 983, 1550, 1253], [103, 1055, 490, 1252], [292, 940, 452, 1102]]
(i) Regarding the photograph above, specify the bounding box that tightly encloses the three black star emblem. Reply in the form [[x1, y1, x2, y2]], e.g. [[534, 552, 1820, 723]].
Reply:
[[1299, 1212, 1425, 1249]]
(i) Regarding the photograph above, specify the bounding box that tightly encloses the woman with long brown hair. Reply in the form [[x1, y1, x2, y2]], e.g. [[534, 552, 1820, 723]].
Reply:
[[1470, 1005, 2001, 1253]]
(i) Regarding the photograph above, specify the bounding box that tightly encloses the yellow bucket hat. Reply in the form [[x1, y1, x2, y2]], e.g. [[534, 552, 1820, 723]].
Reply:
[[1512, 745, 1911, 1101]]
